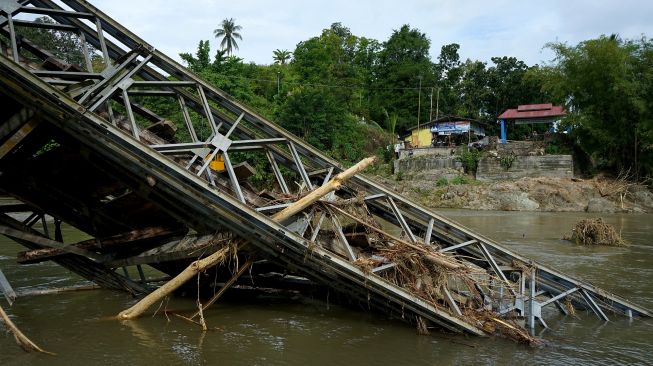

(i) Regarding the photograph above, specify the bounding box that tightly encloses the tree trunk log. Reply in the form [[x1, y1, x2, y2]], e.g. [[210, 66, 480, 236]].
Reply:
[[272, 156, 376, 222], [0, 304, 54, 355], [117, 156, 376, 320], [117, 245, 231, 319]]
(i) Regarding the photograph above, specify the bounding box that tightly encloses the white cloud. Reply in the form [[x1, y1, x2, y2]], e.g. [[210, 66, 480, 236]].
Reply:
[[89, 0, 653, 66]]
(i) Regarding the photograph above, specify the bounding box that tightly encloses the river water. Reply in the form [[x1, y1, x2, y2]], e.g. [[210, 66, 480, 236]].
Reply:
[[1, 210, 652, 365]]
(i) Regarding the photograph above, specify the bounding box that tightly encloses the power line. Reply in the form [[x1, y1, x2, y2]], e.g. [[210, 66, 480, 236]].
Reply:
[[207, 72, 435, 91]]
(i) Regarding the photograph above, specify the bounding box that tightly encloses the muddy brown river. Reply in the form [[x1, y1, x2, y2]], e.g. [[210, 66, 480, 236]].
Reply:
[[1, 210, 652, 365]]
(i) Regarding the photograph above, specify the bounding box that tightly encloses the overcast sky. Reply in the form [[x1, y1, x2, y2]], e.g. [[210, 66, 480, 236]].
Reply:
[[91, 0, 653, 67]]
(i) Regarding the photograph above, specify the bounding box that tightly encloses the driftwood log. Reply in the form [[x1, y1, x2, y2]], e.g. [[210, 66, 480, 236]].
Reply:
[[116, 156, 376, 320], [0, 304, 54, 355]]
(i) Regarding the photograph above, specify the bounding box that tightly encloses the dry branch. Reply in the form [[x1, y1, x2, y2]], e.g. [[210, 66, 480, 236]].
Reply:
[[327, 203, 462, 270], [0, 304, 54, 355], [564, 218, 627, 246], [189, 256, 255, 320], [117, 245, 233, 320]]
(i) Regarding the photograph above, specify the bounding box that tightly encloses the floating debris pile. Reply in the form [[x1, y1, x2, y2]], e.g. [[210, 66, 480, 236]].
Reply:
[[564, 218, 627, 246]]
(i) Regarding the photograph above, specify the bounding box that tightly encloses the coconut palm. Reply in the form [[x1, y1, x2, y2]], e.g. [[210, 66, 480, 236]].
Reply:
[[213, 18, 242, 56], [272, 49, 292, 65]]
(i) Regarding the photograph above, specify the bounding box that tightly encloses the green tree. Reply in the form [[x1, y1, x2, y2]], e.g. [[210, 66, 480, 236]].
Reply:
[[455, 60, 489, 118], [276, 87, 345, 151], [179, 40, 211, 72], [291, 23, 373, 113], [372, 25, 435, 133], [485, 56, 541, 118], [272, 49, 292, 65], [213, 18, 242, 56], [435, 43, 463, 116], [16, 16, 91, 68], [539, 36, 653, 177]]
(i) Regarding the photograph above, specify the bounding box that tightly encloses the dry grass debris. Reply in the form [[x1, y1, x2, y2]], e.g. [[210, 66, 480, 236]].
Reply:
[[564, 218, 627, 246]]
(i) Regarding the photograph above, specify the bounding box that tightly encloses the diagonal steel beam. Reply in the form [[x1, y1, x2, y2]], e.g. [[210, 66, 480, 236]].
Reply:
[[387, 196, 417, 242]]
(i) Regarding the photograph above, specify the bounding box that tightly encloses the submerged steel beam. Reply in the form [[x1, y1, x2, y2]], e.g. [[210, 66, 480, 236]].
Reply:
[[0, 269, 16, 305]]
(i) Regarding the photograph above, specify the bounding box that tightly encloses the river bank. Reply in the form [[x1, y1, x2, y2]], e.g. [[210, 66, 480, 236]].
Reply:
[[372, 172, 653, 213]]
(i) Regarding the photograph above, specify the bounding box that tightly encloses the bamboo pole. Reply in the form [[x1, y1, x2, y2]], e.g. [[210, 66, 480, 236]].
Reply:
[[117, 156, 376, 320], [0, 304, 55, 355], [272, 156, 376, 222], [117, 245, 232, 320]]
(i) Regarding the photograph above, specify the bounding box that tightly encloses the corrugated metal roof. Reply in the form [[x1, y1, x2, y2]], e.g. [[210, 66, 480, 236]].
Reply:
[[517, 103, 552, 112], [498, 104, 566, 120]]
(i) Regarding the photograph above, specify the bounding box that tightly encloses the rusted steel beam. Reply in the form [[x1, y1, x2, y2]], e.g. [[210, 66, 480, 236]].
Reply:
[[16, 226, 186, 264]]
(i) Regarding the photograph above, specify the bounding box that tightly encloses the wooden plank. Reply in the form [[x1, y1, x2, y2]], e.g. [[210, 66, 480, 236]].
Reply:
[[0, 117, 40, 160], [144, 119, 177, 140], [17, 227, 185, 264], [0, 108, 34, 141], [0, 224, 106, 262], [0, 214, 149, 294], [232, 161, 256, 181]]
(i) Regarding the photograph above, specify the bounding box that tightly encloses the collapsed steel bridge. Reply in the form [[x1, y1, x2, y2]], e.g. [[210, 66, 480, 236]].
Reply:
[[0, 0, 649, 339]]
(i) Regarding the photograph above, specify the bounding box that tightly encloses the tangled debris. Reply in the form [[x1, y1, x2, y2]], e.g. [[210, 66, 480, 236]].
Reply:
[[564, 218, 627, 246], [325, 201, 540, 345]]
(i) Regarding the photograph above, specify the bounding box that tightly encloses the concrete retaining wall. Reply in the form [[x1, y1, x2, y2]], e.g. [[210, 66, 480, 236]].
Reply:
[[476, 155, 573, 181], [398, 147, 454, 159], [395, 155, 460, 173]]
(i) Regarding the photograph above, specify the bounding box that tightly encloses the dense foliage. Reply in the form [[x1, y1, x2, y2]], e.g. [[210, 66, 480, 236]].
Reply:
[[532, 36, 653, 178], [177, 22, 557, 165], [12, 15, 650, 178], [177, 27, 652, 178]]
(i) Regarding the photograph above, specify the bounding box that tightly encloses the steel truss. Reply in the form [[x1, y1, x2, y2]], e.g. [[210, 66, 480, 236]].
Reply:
[[0, 0, 649, 337]]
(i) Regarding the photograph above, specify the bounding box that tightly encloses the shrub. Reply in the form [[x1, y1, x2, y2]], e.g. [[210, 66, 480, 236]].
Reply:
[[499, 152, 516, 170], [545, 142, 560, 155], [451, 175, 470, 185], [457, 148, 482, 174], [436, 177, 448, 187]]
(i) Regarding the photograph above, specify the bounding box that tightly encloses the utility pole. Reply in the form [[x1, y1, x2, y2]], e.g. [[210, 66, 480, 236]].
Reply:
[[429, 87, 434, 122], [435, 87, 440, 121], [276, 72, 280, 97], [416, 76, 422, 146]]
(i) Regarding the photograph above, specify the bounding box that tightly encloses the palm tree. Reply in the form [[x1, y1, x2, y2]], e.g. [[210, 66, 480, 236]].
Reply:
[[213, 18, 242, 56], [272, 49, 292, 65]]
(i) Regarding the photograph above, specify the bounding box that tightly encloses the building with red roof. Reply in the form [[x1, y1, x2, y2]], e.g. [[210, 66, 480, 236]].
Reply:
[[498, 103, 566, 143]]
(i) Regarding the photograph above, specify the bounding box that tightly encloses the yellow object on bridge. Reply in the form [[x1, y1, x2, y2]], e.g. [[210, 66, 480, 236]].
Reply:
[[208, 154, 225, 171]]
